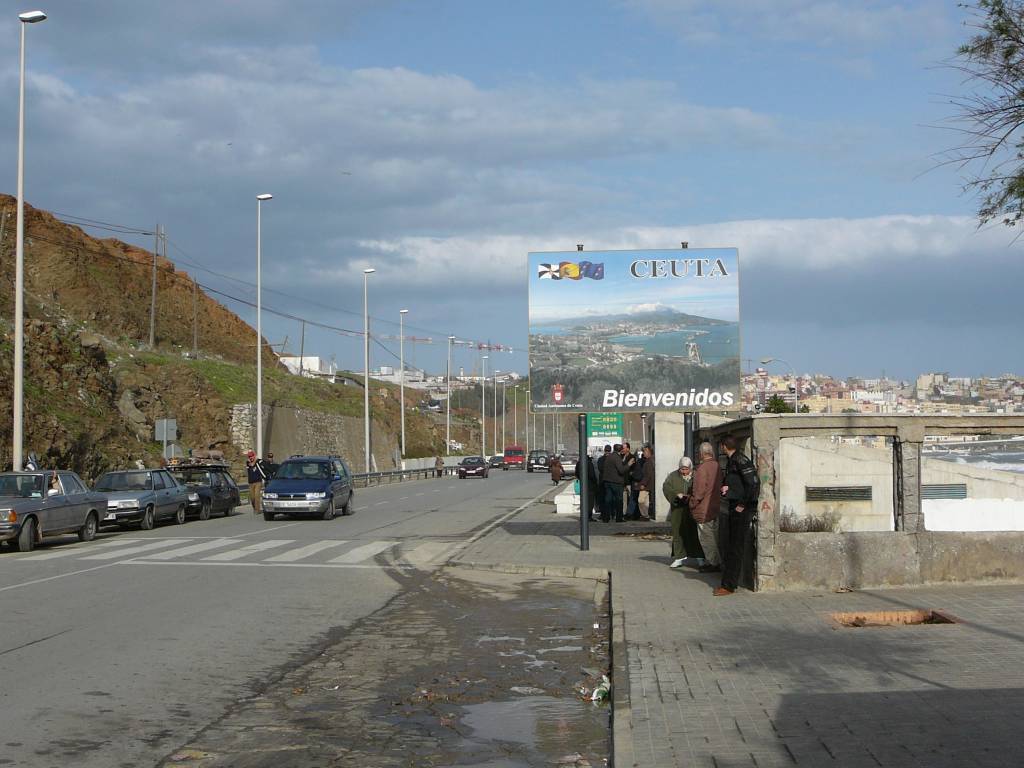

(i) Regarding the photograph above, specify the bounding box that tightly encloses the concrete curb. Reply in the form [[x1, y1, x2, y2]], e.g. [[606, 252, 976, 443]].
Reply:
[[610, 576, 632, 768], [445, 560, 608, 582]]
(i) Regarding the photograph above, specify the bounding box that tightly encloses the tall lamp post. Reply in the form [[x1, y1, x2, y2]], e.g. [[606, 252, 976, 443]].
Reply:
[[761, 357, 799, 413], [363, 268, 375, 472], [399, 309, 409, 458], [446, 335, 455, 452], [480, 355, 488, 457], [255, 193, 273, 458], [12, 9, 47, 471], [501, 379, 507, 451], [493, 370, 500, 456]]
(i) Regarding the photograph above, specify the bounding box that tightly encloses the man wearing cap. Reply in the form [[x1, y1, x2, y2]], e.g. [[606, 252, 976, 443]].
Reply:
[[246, 451, 268, 517]]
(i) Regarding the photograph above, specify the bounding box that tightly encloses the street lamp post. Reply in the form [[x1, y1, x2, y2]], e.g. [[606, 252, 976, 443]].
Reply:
[[446, 335, 455, 452], [512, 386, 517, 445], [255, 193, 272, 458], [12, 9, 47, 471], [761, 357, 799, 413], [493, 370, 500, 456], [480, 355, 488, 457], [501, 380, 506, 451], [363, 268, 375, 472], [399, 309, 409, 459]]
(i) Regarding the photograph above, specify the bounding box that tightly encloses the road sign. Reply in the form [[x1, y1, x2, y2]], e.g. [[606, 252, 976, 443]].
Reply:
[[528, 248, 741, 412], [587, 413, 623, 438], [154, 419, 177, 442]]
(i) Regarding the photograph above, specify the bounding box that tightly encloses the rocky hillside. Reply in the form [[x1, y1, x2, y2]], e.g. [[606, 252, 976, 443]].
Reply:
[[0, 195, 451, 478]]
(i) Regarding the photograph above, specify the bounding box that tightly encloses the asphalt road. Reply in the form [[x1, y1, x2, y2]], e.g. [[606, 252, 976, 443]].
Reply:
[[0, 469, 559, 768]]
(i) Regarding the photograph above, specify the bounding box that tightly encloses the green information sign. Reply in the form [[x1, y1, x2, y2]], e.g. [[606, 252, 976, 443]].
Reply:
[[587, 413, 623, 438]]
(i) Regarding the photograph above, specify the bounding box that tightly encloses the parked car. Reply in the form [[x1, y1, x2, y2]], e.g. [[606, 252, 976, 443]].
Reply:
[[488, 455, 506, 470], [0, 470, 107, 552], [458, 456, 490, 479], [503, 445, 526, 470], [560, 453, 580, 478], [261, 455, 353, 521], [169, 461, 241, 519], [94, 469, 191, 529], [527, 450, 551, 473]]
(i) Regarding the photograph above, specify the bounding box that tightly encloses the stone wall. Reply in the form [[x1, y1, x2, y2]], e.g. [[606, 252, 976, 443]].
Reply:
[[697, 413, 1024, 592], [230, 403, 400, 472]]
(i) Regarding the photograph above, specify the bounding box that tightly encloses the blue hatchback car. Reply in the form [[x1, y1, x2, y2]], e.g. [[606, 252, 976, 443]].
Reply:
[[260, 456, 354, 521]]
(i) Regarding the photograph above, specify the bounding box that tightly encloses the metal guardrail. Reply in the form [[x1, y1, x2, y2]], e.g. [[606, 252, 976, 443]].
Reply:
[[237, 466, 460, 497], [352, 466, 458, 488]]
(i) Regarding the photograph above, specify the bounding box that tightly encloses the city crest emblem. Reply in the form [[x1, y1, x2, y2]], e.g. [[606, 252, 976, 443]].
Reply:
[[552, 384, 564, 404]]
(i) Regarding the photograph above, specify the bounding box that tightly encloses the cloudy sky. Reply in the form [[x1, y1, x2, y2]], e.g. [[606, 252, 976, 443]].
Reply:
[[0, 0, 1019, 380]]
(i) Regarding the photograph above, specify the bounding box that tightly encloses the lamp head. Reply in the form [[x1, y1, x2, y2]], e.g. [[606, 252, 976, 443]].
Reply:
[[19, 10, 47, 23], [363, 268, 375, 274], [760, 358, 773, 364], [399, 309, 409, 315], [256, 193, 273, 201]]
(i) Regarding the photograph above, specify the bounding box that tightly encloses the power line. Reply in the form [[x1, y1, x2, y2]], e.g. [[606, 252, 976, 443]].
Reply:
[[30, 212, 520, 353]]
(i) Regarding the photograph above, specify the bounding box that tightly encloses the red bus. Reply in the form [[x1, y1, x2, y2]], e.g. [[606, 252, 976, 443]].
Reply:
[[503, 445, 526, 470]]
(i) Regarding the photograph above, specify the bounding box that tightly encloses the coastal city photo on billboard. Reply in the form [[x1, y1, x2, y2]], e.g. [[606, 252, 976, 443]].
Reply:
[[528, 248, 740, 412]]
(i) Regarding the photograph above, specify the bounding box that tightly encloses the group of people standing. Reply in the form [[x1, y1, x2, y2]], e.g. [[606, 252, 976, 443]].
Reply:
[[575, 442, 655, 523], [662, 435, 759, 596]]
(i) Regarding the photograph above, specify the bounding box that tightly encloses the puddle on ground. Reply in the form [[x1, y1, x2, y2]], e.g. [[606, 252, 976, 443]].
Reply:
[[164, 567, 609, 767]]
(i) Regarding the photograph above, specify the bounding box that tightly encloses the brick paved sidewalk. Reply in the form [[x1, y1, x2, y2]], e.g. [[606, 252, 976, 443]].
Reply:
[[453, 496, 1024, 768]]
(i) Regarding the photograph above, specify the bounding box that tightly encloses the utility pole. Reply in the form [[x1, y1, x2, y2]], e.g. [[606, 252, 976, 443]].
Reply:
[[446, 336, 455, 452], [298, 320, 306, 377], [192, 276, 199, 358], [149, 223, 160, 348]]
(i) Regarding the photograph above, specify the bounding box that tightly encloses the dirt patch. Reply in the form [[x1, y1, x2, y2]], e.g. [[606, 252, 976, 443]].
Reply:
[[162, 568, 610, 767]]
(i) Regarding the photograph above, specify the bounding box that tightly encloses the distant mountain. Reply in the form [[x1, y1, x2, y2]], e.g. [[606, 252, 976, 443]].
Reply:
[[554, 307, 730, 328]]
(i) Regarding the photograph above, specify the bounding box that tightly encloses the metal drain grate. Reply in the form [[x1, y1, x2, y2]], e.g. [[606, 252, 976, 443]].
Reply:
[[830, 609, 960, 628]]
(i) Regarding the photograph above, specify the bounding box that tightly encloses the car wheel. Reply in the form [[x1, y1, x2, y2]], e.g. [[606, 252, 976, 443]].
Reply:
[[173, 504, 186, 525], [11, 517, 37, 552], [77, 512, 98, 542], [199, 501, 211, 521], [224, 505, 234, 517], [322, 497, 336, 521], [341, 495, 353, 516], [262, 511, 274, 521], [140, 506, 155, 530]]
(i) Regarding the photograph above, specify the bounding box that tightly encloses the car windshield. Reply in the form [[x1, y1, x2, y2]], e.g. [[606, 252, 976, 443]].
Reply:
[[0, 473, 45, 498], [95, 472, 152, 492], [172, 470, 212, 486], [505, 450, 524, 457], [462, 457, 483, 465], [275, 461, 331, 480]]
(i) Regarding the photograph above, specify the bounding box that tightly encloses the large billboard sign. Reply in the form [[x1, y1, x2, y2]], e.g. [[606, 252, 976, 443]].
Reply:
[[528, 248, 740, 413]]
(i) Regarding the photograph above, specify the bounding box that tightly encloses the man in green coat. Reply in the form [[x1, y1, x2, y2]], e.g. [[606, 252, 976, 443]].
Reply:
[[662, 457, 705, 568]]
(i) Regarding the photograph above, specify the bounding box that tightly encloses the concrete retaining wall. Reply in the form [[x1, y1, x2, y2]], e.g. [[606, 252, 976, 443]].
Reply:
[[776, 530, 1024, 590]]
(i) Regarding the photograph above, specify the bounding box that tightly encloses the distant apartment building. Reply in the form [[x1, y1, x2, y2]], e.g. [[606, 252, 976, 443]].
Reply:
[[280, 355, 337, 383]]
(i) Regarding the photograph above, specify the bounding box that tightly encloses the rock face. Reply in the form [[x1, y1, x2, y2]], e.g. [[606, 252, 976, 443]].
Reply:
[[118, 390, 151, 441]]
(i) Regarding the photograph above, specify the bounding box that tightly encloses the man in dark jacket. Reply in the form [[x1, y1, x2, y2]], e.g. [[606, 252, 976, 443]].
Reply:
[[246, 450, 268, 517], [715, 435, 760, 595], [596, 445, 611, 522], [602, 444, 627, 523], [575, 453, 598, 521]]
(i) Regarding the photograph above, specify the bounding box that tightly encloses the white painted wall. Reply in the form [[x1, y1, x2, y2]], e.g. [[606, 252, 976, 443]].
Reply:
[[923, 499, 1024, 531]]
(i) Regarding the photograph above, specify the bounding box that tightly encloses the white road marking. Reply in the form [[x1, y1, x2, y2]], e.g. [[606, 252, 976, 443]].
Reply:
[[80, 539, 191, 560], [16, 538, 138, 561], [201, 539, 295, 561], [415, 492, 425, 497], [374, 501, 387, 506], [263, 540, 349, 562], [327, 541, 396, 564], [399, 497, 409, 500], [121, 560, 416, 570], [0, 562, 122, 593], [139, 539, 244, 560]]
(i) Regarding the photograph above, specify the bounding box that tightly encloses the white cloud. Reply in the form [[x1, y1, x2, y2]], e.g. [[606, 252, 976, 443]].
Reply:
[[626, 0, 947, 46]]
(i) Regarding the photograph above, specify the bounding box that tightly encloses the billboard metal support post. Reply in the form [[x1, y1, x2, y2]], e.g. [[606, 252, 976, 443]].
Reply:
[[578, 413, 589, 551]]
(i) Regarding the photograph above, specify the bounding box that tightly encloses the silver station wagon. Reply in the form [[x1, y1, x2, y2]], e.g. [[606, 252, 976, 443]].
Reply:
[[0, 471, 108, 552], [94, 469, 192, 530]]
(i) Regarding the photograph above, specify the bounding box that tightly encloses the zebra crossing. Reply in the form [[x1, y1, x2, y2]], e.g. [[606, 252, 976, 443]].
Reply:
[[13, 536, 457, 570]]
